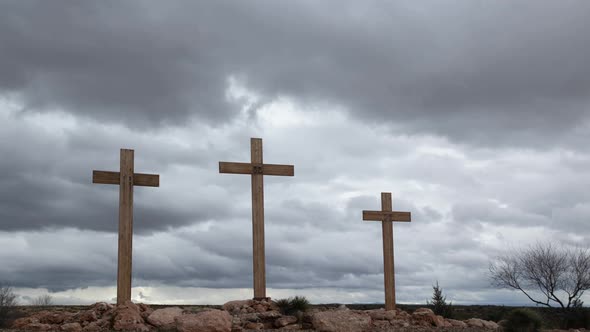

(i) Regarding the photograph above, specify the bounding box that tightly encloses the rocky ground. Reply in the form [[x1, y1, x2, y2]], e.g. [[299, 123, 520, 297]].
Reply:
[[3, 299, 584, 332]]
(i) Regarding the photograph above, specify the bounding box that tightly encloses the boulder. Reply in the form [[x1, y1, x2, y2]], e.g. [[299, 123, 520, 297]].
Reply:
[[112, 300, 150, 332], [365, 309, 396, 321], [371, 320, 391, 329], [446, 318, 468, 327], [274, 315, 298, 327], [61, 322, 82, 332], [223, 300, 253, 314], [311, 309, 371, 332], [92, 302, 114, 314], [42, 311, 73, 325], [81, 319, 110, 332], [465, 318, 500, 329], [76, 310, 98, 324], [22, 323, 56, 331], [12, 316, 41, 329], [147, 307, 183, 328], [279, 324, 302, 330], [243, 321, 264, 330], [175, 309, 232, 332], [411, 308, 447, 327], [258, 310, 282, 320]]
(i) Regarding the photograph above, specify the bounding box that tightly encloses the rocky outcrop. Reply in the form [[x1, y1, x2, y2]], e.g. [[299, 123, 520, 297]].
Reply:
[[11, 301, 503, 331], [310, 307, 372, 332], [411, 308, 450, 327], [465, 317, 500, 329], [112, 301, 150, 332], [175, 310, 232, 332], [147, 307, 183, 329]]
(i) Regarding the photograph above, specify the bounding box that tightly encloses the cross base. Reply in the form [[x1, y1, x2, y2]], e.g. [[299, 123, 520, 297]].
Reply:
[[253, 297, 272, 301]]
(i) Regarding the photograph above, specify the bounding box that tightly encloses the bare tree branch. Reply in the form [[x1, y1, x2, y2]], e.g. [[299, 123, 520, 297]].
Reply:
[[489, 242, 590, 312]]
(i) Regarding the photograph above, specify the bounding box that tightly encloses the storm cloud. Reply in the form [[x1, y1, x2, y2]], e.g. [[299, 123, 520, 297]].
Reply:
[[0, 1, 589, 305]]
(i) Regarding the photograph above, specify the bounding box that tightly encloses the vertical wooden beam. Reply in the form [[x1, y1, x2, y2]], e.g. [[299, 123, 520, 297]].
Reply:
[[381, 192, 395, 311], [251, 138, 266, 299], [117, 149, 134, 305]]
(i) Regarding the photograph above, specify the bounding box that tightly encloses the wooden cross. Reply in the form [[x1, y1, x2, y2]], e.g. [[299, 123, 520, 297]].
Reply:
[[219, 138, 294, 299], [362, 192, 411, 311], [92, 149, 159, 305]]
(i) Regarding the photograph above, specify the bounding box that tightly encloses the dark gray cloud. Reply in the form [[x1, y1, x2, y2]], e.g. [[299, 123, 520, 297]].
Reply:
[[2, 1, 589, 146], [1, 1, 589, 306]]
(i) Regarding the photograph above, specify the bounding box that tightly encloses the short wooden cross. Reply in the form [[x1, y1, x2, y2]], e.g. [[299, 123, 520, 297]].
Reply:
[[219, 138, 294, 299], [362, 192, 411, 311], [92, 149, 159, 305]]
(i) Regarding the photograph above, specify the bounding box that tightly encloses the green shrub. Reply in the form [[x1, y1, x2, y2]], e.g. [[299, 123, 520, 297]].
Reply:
[[275, 296, 310, 315], [502, 308, 543, 332], [275, 298, 291, 315], [427, 281, 454, 319]]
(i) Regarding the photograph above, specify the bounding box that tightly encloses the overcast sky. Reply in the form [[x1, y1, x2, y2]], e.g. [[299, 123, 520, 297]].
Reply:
[[1, 1, 590, 306]]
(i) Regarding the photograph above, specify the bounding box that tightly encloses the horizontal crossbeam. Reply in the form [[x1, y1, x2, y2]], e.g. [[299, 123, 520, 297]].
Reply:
[[92, 170, 160, 187], [362, 211, 411, 222], [219, 162, 294, 176]]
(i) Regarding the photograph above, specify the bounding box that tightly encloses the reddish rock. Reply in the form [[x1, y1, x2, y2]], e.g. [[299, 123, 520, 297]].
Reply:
[[223, 300, 253, 314], [136, 303, 154, 320], [12, 316, 41, 329], [465, 318, 499, 329], [92, 302, 114, 313], [447, 318, 468, 327], [61, 322, 82, 332], [147, 307, 183, 329], [243, 321, 264, 330], [25, 323, 56, 331], [275, 315, 298, 327], [411, 308, 447, 327], [279, 324, 302, 330], [365, 309, 396, 321], [81, 319, 110, 332], [253, 304, 266, 313], [175, 310, 232, 332], [311, 309, 371, 332], [390, 319, 410, 328], [112, 301, 149, 332], [237, 312, 260, 322], [372, 320, 391, 329], [76, 310, 98, 324], [258, 310, 282, 320], [42, 312, 73, 325]]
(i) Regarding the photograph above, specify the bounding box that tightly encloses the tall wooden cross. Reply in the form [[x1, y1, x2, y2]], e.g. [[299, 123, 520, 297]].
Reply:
[[219, 138, 294, 299], [92, 149, 159, 305], [362, 192, 411, 311]]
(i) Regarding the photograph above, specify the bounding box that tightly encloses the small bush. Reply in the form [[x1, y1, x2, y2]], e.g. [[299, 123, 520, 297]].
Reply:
[[275, 298, 291, 315], [427, 281, 454, 319], [502, 308, 543, 332], [275, 296, 310, 315]]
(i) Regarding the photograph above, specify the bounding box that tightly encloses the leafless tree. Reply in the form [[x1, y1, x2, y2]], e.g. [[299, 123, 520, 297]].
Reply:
[[490, 243, 590, 310], [32, 294, 53, 306], [0, 285, 17, 326], [0, 285, 16, 308]]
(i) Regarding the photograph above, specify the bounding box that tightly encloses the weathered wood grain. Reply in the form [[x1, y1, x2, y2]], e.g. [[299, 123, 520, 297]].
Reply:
[[219, 162, 294, 176], [251, 138, 266, 299], [219, 137, 294, 300], [362, 211, 411, 222], [93, 171, 159, 187], [92, 148, 160, 306], [117, 149, 134, 306], [381, 193, 395, 311], [362, 192, 412, 311]]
